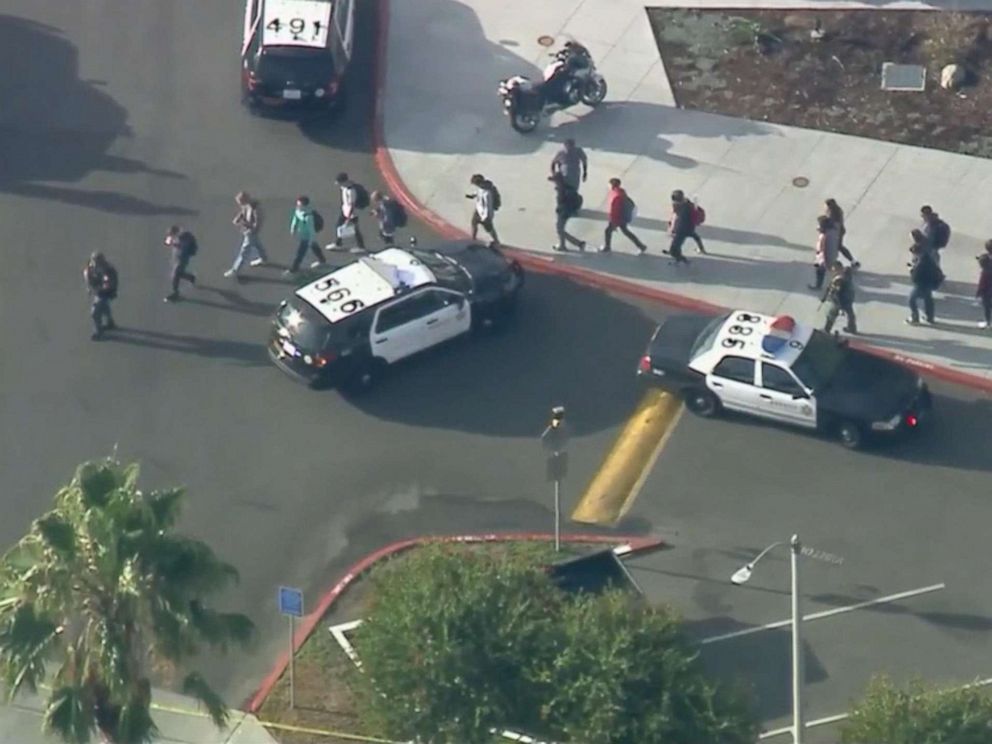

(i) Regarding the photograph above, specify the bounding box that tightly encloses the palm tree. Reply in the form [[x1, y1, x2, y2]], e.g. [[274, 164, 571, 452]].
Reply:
[[0, 458, 254, 743]]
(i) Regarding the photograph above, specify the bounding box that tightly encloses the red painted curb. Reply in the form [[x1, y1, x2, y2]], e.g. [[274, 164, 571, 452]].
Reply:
[[371, 0, 992, 395], [244, 532, 665, 713]]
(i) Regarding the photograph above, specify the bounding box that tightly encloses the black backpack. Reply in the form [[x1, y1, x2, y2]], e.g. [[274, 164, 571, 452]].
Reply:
[[621, 195, 636, 223], [353, 184, 370, 210], [488, 182, 502, 211], [389, 200, 408, 228], [180, 231, 198, 256], [562, 187, 582, 216], [312, 210, 325, 233], [934, 219, 951, 249]]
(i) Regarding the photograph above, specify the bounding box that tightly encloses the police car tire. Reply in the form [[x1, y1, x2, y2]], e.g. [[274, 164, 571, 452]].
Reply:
[[684, 388, 719, 417], [837, 420, 865, 450], [344, 359, 386, 396]]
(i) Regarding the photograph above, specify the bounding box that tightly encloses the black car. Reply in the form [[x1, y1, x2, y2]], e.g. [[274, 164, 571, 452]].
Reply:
[[268, 242, 524, 389], [240, 0, 354, 111], [636, 310, 932, 449]]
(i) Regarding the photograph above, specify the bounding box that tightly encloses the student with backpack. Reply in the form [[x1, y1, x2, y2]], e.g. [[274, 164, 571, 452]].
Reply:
[[83, 251, 118, 340], [370, 191, 407, 247], [466, 173, 501, 247], [225, 190, 269, 278], [329, 172, 368, 252], [550, 172, 585, 252], [976, 240, 992, 330], [600, 178, 646, 254], [287, 195, 327, 275], [906, 241, 944, 325], [667, 190, 703, 262], [920, 205, 950, 265], [163, 225, 198, 303]]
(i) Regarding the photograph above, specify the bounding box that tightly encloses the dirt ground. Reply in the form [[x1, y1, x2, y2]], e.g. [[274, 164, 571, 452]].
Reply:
[[648, 9, 992, 157]]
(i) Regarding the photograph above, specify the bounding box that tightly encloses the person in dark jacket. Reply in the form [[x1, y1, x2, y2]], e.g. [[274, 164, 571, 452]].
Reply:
[[976, 242, 992, 329], [906, 242, 942, 325], [163, 225, 198, 302], [823, 198, 860, 268], [83, 252, 118, 340], [370, 190, 401, 247], [550, 139, 588, 193], [550, 172, 585, 252], [821, 261, 857, 334], [666, 190, 703, 261]]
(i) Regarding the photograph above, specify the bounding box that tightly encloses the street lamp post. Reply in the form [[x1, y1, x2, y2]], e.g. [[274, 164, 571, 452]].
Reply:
[[732, 534, 804, 744], [540, 406, 569, 552]]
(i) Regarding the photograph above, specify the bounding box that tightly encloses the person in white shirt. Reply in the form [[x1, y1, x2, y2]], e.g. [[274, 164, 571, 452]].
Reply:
[[466, 173, 500, 246], [329, 172, 366, 252]]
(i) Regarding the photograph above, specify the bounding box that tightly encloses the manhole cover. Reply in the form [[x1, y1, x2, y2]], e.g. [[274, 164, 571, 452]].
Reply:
[[537, 34, 555, 47], [881, 63, 926, 91], [792, 176, 810, 188]]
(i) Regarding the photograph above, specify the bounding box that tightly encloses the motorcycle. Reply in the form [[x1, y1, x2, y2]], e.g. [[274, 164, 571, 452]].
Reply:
[[497, 41, 608, 134]]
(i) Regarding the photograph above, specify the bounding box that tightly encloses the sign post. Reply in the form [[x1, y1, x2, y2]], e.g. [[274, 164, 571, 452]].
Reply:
[[278, 586, 304, 709], [541, 406, 570, 552]]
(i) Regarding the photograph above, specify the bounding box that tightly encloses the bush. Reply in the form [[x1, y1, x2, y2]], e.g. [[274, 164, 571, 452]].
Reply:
[[350, 543, 757, 744], [842, 675, 992, 744]]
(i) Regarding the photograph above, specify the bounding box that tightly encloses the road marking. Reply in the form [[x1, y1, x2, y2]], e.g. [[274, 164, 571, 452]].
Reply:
[[701, 583, 946, 645], [570, 388, 683, 526]]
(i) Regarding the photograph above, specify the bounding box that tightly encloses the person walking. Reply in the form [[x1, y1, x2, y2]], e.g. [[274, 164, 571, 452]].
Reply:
[[83, 252, 118, 340], [976, 240, 992, 329], [550, 172, 585, 252], [328, 172, 367, 252], [286, 196, 326, 275], [550, 138, 588, 193], [821, 261, 857, 334], [599, 178, 646, 254], [823, 198, 860, 267], [808, 215, 839, 290], [466, 174, 500, 246], [370, 191, 406, 247], [667, 190, 703, 260], [919, 205, 951, 264], [225, 191, 268, 278], [163, 225, 198, 302], [906, 242, 943, 325]]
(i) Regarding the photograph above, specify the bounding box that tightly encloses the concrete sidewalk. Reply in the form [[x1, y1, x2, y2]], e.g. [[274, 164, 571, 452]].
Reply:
[[0, 687, 278, 744], [381, 0, 992, 385]]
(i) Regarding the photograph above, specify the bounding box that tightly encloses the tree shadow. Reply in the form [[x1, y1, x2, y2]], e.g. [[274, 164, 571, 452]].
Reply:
[[0, 15, 192, 215], [107, 327, 267, 366], [183, 285, 277, 318]]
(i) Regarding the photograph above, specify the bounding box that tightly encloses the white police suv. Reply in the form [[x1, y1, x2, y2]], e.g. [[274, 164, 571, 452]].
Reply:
[[269, 242, 524, 390], [637, 311, 931, 449]]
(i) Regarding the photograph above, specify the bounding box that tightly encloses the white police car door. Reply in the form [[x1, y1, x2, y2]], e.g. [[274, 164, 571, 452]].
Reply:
[[371, 292, 438, 364], [706, 356, 762, 416], [757, 363, 817, 428], [423, 289, 471, 345]]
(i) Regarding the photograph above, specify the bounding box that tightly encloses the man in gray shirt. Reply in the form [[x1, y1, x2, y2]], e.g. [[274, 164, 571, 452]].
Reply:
[[550, 138, 588, 192]]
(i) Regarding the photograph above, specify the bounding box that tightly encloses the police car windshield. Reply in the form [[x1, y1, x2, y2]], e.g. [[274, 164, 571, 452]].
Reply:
[[690, 314, 729, 358], [791, 330, 846, 390], [278, 300, 330, 350], [409, 250, 471, 292]]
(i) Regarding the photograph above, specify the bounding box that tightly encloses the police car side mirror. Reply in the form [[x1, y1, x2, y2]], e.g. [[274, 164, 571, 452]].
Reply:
[[792, 391, 809, 400]]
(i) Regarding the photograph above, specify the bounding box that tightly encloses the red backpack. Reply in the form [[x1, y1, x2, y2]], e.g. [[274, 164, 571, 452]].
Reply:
[[691, 202, 706, 227]]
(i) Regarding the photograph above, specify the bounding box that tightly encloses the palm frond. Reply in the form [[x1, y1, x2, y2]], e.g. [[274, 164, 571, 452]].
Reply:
[[44, 684, 96, 744], [35, 514, 77, 559], [0, 603, 60, 698], [75, 462, 120, 509], [187, 602, 255, 651], [112, 679, 157, 744], [147, 489, 184, 530], [181, 671, 229, 729]]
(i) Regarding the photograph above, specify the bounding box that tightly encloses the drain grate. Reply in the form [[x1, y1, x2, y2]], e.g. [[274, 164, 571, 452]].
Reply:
[[881, 62, 926, 91]]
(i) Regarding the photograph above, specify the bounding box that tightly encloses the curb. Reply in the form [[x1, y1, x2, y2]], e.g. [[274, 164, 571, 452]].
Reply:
[[244, 531, 666, 714], [370, 0, 992, 396]]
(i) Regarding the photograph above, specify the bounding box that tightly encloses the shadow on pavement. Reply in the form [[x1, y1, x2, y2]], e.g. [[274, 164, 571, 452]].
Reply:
[[0, 14, 193, 216], [347, 273, 655, 437], [107, 327, 267, 366]]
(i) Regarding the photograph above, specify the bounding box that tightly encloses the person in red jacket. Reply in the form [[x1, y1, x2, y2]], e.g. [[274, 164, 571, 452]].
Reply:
[[977, 240, 992, 329], [599, 178, 647, 254]]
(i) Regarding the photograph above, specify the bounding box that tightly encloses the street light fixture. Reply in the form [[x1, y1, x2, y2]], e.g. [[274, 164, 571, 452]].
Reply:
[[732, 535, 805, 744]]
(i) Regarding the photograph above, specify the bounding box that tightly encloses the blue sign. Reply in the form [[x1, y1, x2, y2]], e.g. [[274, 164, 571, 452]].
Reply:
[[278, 586, 304, 618]]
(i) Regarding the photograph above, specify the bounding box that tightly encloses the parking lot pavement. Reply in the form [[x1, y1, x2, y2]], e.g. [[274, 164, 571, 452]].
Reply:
[[618, 376, 992, 737]]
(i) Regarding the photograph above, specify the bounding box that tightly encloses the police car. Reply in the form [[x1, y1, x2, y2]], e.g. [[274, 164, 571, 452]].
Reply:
[[637, 311, 932, 449], [241, 0, 354, 110], [268, 242, 524, 389]]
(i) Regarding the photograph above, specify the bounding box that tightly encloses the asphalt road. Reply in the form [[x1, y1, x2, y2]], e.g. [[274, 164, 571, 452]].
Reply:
[[2, 0, 991, 734]]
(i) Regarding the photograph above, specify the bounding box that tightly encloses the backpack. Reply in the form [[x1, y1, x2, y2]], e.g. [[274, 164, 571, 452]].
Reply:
[[621, 194, 636, 223], [488, 182, 502, 211], [932, 264, 946, 290], [933, 219, 951, 249], [312, 210, 325, 233], [353, 184, 370, 210], [389, 199, 408, 228], [180, 231, 198, 256], [691, 203, 706, 226], [562, 188, 582, 216], [104, 266, 119, 300]]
